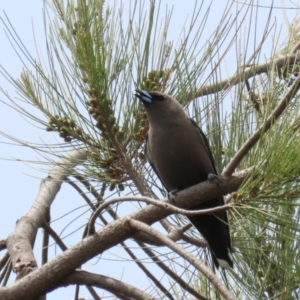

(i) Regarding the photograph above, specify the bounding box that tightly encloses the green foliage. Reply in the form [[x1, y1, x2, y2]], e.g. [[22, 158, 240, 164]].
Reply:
[[2, 0, 300, 299]]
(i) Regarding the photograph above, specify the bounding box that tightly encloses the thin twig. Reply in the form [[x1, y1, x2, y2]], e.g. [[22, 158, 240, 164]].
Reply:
[[42, 223, 101, 300], [0, 240, 6, 252], [42, 222, 68, 252], [69, 176, 166, 244], [0, 253, 9, 273], [0, 258, 11, 286], [139, 242, 209, 300], [86, 286, 101, 300], [67, 178, 175, 298], [128, 219, 236, 300], [223, 72, 300, 176], [74, 284, 80, 300], [88, 195, 234, 235], [41, 209, 50, 265], [66, 177, 110, 233], [61, 270, 156, 300], [71, 174, 104, 204], [182, 234, 208, 248], [119, 241, 175, 300]]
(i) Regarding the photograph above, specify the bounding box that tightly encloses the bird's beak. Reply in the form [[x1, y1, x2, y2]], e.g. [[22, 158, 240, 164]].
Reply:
[[135, 89, 152, 103]]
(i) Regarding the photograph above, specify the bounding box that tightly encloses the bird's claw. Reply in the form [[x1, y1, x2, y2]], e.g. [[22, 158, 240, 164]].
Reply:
[[208, 173, 219, 186], [168, 188, 179, 203]]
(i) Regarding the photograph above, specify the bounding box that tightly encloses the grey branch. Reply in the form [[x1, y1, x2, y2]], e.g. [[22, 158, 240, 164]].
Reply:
[[88, 195, 233, 237], [195, 53, 300, 98], [61, 270, 156, 300], [0, 168, 248, 300], [5, 149, 88, 280], [128, 219, 234, 300]]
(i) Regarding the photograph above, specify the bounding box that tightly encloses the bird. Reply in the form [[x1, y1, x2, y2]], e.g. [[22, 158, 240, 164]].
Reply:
[[135, 89, 233, 269]]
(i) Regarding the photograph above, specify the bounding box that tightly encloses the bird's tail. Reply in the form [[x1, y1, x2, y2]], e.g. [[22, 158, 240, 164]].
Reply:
[[188, 197, 233, 269]]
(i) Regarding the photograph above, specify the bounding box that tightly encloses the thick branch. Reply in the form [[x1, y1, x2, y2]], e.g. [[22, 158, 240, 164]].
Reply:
[[69, 177, 176, 298], [6, 149, 88, 279], [195, 53, 300, 98], [0, 168, 248, 300], [88, 195, 233, 235]]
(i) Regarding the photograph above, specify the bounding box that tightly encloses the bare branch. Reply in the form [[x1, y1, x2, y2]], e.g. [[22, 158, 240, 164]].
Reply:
[[119, 241, 175, 300], [159, 218, 178, 237], [60, 270, 156, 300], [195, 53, 300, 98], [70, 174, 104, 205], [67, 178, 176, 299], [41, 210, 50, 265], [128, 219, 235, 300], [133, 223, 192, 247], [0, 168, 248, 299], [0, 258, 11, 286], [43, 223, 107, 300], [223, 71, 300, 176], [86, 286, 101, 300], [0, 240, 6, 251], [139, 241, 209, 300], [42, 222, 68, 252], [182, 234, 208, 248], [6, 149, 88, 280], [0, 252, 9, 273], [88, 195, 233, 235]]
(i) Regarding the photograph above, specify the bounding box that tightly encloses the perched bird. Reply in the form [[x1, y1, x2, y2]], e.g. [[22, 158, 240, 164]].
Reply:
[[135, 89, 233, 269]]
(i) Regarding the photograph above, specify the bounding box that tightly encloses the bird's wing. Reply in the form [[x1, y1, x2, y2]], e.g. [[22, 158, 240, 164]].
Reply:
[[146, 124, 233, 268], [190, 118, 218, 174], [190, 118, 233, 266], [145, 133, 170, 191]]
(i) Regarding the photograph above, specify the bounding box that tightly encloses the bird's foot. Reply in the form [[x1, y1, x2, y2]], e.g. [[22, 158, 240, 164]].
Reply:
[[168, 188, 179, 203], [208, 173, 219, 187]]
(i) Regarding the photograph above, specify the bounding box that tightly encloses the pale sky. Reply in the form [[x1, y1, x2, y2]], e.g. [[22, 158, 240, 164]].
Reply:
[[0, 1, 298, 299]]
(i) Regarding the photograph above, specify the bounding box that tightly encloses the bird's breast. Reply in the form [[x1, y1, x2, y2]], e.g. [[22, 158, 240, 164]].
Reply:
[[148, 125, 215, 192]]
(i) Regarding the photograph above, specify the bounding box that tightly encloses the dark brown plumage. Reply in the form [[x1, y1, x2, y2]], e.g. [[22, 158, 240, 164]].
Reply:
[[135, 89, 233, 269]]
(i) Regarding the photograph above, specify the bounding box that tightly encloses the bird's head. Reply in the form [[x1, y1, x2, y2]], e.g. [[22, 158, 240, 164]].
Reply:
[[134, 90, 165, 104], [135, 89, 186, 124]]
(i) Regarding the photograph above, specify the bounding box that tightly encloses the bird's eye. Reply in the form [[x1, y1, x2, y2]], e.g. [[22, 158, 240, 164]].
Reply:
[[156, 95, 164, 101]]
